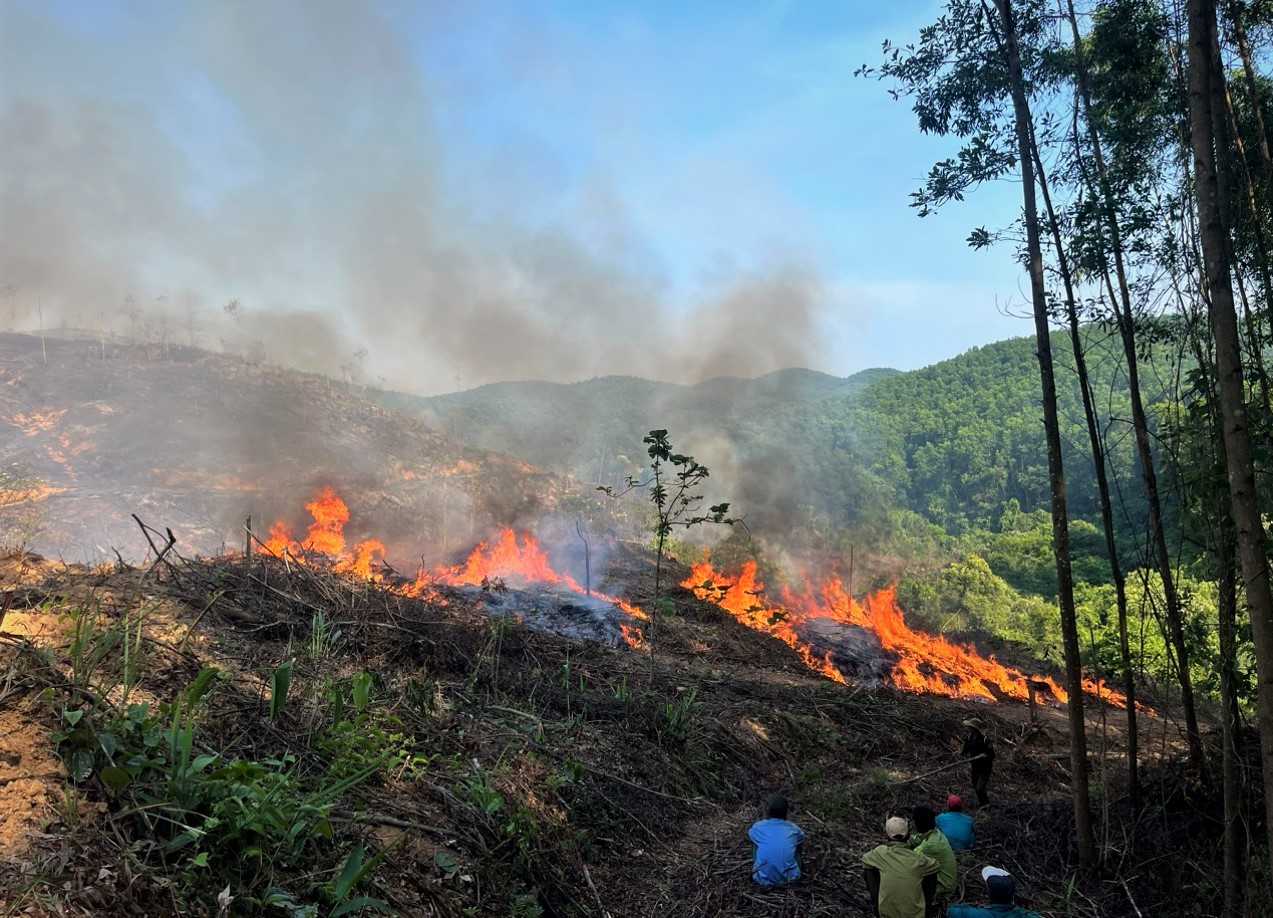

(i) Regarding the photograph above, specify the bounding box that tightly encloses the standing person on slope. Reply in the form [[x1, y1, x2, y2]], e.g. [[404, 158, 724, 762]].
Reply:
[[960, 718, 995, 807]]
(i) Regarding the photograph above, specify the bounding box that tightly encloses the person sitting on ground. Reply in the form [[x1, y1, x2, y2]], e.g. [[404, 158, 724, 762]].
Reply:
[[960, 717, 995, 807], [946, 866, 1041, 917], [862, 815, 939, 918], [748, 794, 805, 887], [935, 794, 975, 851], [908, 805, 955, 907]]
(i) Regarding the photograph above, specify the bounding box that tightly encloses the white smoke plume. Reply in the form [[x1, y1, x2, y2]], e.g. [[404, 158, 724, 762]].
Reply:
[[0, 0, 829, 394]]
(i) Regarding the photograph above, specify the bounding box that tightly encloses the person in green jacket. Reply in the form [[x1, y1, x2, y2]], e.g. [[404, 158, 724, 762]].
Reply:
[[862, 816, 939, 918], [908, 805, 956, 911]]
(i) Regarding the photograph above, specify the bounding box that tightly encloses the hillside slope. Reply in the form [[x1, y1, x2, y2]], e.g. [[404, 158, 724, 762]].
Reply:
[[0, 547, 1217, 918], [0, 333, 559, 564]]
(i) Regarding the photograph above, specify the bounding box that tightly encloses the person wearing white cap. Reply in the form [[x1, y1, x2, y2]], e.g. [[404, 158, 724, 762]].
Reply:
[[945, 866, 1041, 917], [862, 815, 939, 918]]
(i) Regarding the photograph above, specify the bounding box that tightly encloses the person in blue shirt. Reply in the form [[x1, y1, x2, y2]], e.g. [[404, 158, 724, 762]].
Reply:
[[935, 794, 975, 851], [748, 795, 805, 886]]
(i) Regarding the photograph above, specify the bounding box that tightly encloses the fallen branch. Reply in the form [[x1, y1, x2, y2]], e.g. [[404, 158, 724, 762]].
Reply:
[[889, 754, 987, 786], [1120, 877, 1144, 918], [179, 588, 225, 652], [580, 762, 709, 804], [583, 864, 611, 918], [131, 514, 182, 585], [329, 808, 449, 837], [0, 772, 63, 788]]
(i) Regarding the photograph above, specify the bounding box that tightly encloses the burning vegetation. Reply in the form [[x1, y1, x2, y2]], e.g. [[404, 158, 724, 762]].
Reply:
[[0, 517, 1209, 918], [258, 486, 1126, 710]]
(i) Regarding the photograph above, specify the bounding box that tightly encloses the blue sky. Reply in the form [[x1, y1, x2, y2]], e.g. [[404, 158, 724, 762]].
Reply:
[[1, 0, 1031, 393]]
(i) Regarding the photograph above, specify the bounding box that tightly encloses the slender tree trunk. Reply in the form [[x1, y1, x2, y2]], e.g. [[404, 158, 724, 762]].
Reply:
[[1185, 316, 1246, 917], [1031, 105, 1139, 812], [1223, 0, 1273, 191], [993, 0, 1095, 868], [1187, 0, 1273, 872], [1059, 0, 1176, 789], [1214, 17, 1273, 415], [1063, 0, 1206, 776], [1217, 472, 1245, 918]]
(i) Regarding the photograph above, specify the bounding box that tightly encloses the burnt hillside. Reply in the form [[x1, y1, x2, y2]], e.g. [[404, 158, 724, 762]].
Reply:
[[0, 547, 1225, 918], [0, 333, 559, 564]]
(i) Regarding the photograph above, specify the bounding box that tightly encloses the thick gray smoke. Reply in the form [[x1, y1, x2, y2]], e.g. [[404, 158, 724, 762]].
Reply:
[[0, 0, 829, 394]]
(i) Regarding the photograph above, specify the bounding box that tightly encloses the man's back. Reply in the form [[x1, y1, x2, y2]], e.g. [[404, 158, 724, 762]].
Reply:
[[748, 817, 804, 886], [910, 828, 956, 892], [935, 811, 975, 851], [862, 841, 938, 918]]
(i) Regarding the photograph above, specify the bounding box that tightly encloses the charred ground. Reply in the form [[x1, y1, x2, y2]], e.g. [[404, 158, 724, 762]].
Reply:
[[0, 332, 559, 563], [0, 546, 1245, 918]]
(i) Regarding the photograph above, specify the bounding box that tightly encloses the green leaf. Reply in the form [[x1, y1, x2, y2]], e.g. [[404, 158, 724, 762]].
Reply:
[[62, 708, 83, 727], [331, 840, 366, 897], [186, 665, 220, 708], [269, 660, 294, 722], [191, 851, 209, 868], [351, 672, 373, 713], [69, 748, 95, 782], [99, 765, 131, 792]]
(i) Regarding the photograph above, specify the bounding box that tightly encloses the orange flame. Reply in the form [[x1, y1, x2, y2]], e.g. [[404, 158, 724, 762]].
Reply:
[[258, 488, 644, 646], [683, 560, 1129, 708], [438, 529, 647, 626]]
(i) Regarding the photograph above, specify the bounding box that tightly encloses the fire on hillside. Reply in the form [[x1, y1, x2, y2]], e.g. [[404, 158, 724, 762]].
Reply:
[[259, 487, 1128, 708], [260, 486, 647, 648]]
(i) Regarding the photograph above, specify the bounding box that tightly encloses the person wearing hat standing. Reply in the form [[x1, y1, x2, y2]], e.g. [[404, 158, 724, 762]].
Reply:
[[960, 718, 995, 806], [862, 815, 939, 918], [946, 866, 1041, 917], [936, 794, 975, 851]]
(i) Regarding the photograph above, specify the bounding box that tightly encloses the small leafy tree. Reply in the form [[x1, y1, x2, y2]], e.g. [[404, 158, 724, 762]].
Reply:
[[600, 429, 737, 641]]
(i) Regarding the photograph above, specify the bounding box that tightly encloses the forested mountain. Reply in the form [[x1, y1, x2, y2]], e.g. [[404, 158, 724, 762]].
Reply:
[[383, 325, 1181, 555]]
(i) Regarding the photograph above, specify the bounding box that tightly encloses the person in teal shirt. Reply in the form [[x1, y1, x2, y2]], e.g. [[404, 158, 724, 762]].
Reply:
[[947, 868, 1041, 917], [748, 795, 805, 886], [935, 794, 975, 851]]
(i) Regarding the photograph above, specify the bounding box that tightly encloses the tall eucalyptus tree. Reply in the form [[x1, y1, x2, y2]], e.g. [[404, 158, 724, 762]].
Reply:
[[1186, 0, 1273, 875], [863, 0, 1097, 867]]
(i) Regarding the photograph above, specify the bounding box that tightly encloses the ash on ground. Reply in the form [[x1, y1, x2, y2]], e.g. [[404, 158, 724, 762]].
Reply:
[[801, 616, 894, 684], [462, 583, 642, 646]]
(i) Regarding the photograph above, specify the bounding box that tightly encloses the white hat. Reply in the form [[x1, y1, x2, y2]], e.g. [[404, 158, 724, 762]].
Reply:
[[982, 866, 1011, 882], [885, 816, 909, 839]]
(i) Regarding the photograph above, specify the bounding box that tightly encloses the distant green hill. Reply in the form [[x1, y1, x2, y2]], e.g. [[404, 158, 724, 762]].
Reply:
[[371, 328, 1182, 571], [372, 367, 895, 467]]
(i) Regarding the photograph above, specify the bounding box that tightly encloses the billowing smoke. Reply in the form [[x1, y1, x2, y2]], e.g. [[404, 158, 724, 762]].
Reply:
[[0, 0, 829, 394]]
